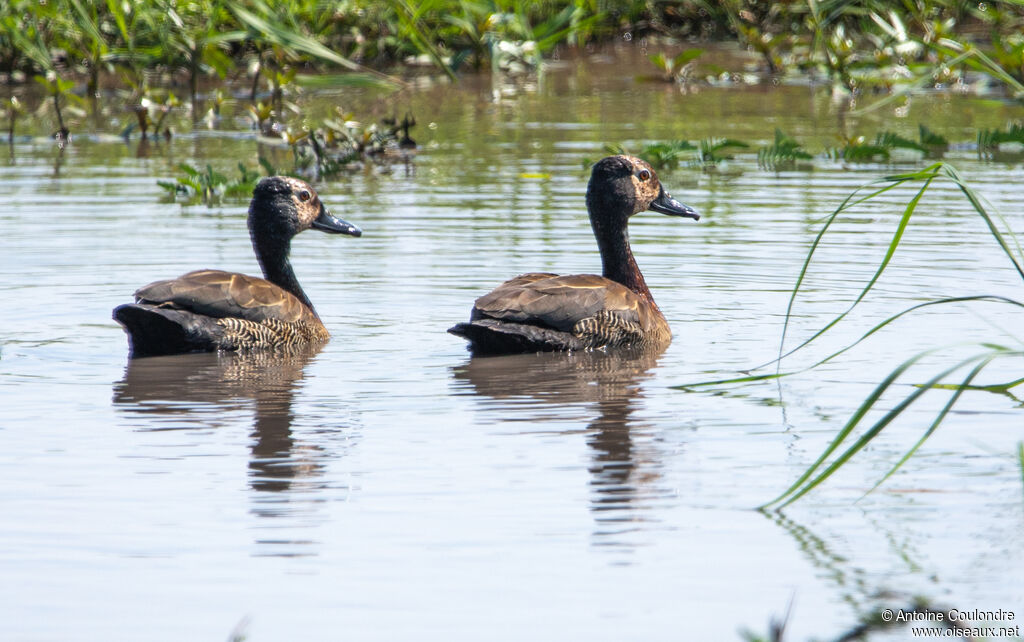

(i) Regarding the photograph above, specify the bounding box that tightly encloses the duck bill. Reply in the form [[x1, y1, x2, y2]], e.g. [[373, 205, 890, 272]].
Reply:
[[649, 188, 699, 220], [312, 204, 363, 237]]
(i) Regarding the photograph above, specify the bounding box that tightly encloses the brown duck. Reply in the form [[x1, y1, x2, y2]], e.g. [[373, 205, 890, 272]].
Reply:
[[448, 155, 699, 355], [114, 176, 362, 357]]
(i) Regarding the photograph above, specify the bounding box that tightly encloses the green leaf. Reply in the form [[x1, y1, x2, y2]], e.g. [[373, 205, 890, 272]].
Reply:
[[232, 6, 402, 85], [671, 49, 703, 68]]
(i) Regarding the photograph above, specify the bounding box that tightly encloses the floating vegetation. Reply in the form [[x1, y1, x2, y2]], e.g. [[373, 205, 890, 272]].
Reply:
[[977, 122, 1024, 157], [158, 159, 274, 206], [694, 138, 749, 171], [826, 137, 892, 163], [2, 2, 1024, 146], [602, 122, 1017, 176], [587, 140, 696, 172], [918, 125, 949, 156], [645, 49, 703, 83], [637, 141, 697, 170], [827, 126, 949, 163], [156, 108, 416, 204], [873, 131, 927, 153], [127, 93, 181, 141], [297, 111, 417, 179], [675, 162, 1024, 505], [757, 130, 813, 170]]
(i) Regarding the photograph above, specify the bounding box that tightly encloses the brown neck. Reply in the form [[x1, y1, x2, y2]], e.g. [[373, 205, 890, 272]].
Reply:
[[251, 227, 318, 318], [593, 221, 655, 304]]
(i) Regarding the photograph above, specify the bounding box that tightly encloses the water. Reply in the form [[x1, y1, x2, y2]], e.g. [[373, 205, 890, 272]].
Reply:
[[2, 46, 1023, 640]]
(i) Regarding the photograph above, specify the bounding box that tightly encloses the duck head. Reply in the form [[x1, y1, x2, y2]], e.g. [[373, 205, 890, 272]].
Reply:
[[248, 176, 362, 244], [585, 155, 699, 223]]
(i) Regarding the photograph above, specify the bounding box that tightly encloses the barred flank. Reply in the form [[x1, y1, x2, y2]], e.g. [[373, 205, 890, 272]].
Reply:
[[572, 310, 648, 349], [217, 317, 329, 351]]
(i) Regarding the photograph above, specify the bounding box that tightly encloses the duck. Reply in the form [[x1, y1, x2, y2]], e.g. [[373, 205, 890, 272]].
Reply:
[[114, 176, 362, 358], [448, 155, 699, 355]]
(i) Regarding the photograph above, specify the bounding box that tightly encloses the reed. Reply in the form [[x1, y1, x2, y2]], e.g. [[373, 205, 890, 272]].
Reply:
[[675, 163, 1024, 505]]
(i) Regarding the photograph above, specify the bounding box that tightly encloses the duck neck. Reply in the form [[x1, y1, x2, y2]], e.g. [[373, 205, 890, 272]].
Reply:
[[593, 219, 655, 303], [251, 230, 317, 316]]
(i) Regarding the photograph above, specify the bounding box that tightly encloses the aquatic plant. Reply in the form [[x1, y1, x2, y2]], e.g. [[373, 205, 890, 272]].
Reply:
[[757, 130, 812, 170], [148, 0, 243, 111], [62, 0, 115, 100], [638, 140, 697, 170], [158, 106, 413, 195], [1020, 442, 1024, 499], [825, 129, 938, 163], [2, 0, 1024, 103], [917, 124, 949, 156], [722, 1, 788, 74], [977, 121, 1024, 156], [130, 91, 181, 140], [34, 74, 81, 146], [158, 160, 274, 206], [591, 140, 697, 172], [3, 96, 24, 142], [647, 49, 703, 82], [676, 163, 1024, 505], [694, 138, 748, 170], [233, 2, 400, 94]]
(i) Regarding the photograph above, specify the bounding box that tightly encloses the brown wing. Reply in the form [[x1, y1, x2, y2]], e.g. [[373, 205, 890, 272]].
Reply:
[[134, 269, 316, 324], [472, 272, 653, 332]]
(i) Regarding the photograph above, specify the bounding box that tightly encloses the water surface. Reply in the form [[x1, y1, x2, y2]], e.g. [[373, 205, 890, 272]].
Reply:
[[2, 46, 1023, 640]]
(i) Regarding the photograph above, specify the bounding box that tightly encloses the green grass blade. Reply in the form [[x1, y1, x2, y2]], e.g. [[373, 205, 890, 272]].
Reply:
[[671, 372, 789, 389], [803, 297, 1024, 371], [777, 165, 943, 367], [940, 165, 1024, 281], [770, 351, 990, 507], [232, 6, 402, 85], [860, 353, 1003, 499], [1019, 442, 1024, 502], [761, 348, 941, 508], [679, 296, 1024, 390], [391, 0, 457, 81]]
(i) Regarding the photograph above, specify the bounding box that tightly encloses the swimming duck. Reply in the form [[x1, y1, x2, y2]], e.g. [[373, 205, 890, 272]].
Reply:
[[448, 155, 699, 355], [114, 176, 362, 357]]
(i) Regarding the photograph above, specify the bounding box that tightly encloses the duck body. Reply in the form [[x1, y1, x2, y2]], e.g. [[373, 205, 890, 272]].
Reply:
[[114, 177, 361, 358], [452, 272, 669, 354], [449, 155, 698, 355]]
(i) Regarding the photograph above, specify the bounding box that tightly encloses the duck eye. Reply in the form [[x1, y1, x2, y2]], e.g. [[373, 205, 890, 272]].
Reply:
[[638, 169, 651, 182], [298, 190, 311, 202]]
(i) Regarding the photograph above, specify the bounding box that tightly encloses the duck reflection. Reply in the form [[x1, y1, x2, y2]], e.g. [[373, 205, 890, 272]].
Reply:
[[452, 347, 665, 547], [112, 345, 338, 499]]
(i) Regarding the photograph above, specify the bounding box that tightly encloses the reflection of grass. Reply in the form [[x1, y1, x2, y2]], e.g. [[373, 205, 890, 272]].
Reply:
[[1020, 442, 1024, 500], [757, 129, 812, 170], [677, 163, 1024, 505]]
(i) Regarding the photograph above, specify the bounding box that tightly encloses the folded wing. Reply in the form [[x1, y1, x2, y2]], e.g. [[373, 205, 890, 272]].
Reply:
[[134, 269, 316, 325], [471, 272, 651, 332]]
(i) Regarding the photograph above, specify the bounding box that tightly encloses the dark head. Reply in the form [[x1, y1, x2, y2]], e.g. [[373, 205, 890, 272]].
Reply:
[[585, 155, 699, 224], [248, 176, 362, 245]]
